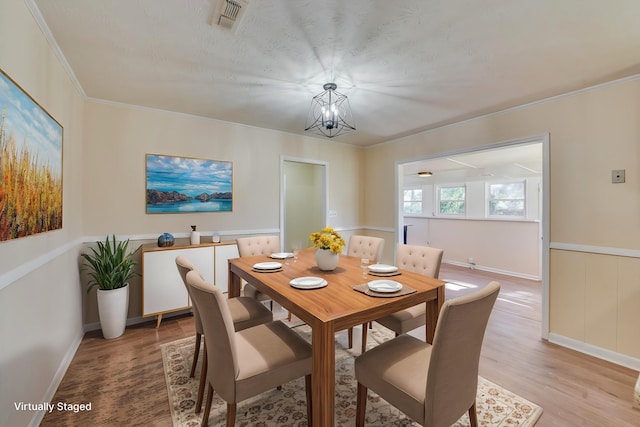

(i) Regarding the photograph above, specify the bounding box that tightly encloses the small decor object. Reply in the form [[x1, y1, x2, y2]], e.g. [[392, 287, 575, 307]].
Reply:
[[157, 232, 175, 247], [146, 154, 232, 213], [310, 227, 345, 271], [0, 68, 63, 241], [81, 235, 138, 339], [212, 231, 221, 243], [190, 225, 200, 245]]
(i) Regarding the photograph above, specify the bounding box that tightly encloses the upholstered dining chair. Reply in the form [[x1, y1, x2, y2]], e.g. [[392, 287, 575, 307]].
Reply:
[[175, 255, 273, 413], [347, 235, 385, 262], [355, 281, 500, 427], [347, 235, 385, 350], [360, 243, 444, 353], [236, 235, 281, 309], [186, 270, 313, 427]]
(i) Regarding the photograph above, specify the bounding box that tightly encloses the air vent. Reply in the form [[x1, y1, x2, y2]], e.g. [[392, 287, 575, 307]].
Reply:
[[212, 0, 249, 32]]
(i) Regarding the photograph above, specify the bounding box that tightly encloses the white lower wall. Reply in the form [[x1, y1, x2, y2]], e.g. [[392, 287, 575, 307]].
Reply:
[[0, 248, 85, 427], [404, 217, 541, 279]]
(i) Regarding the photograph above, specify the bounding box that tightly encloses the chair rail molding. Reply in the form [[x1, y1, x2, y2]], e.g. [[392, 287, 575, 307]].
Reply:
[[550, 242, 640, 258], [0, 237, 84, 291]]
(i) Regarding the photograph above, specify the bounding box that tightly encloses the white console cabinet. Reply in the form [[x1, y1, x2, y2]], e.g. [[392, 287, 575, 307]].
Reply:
[[141, 242, 239, 326]]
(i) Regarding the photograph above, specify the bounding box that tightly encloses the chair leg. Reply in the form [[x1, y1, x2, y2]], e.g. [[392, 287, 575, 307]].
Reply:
[[361, 323, 368, 353], [305, 374, 313, 423], [190, 332, 202, 378], [195, 344, 208, 413], [269, 300, 273, 311], [348, 327, 353, 348], [201, 384, 214, 427], [287, 311, 292, 321], [468, 401, 478, 427], [356, 382, 367, 427], [226, 402, 237, 427]]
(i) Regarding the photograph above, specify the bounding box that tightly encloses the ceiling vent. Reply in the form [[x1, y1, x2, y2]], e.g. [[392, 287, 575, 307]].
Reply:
[[212, 0, 249, 32]]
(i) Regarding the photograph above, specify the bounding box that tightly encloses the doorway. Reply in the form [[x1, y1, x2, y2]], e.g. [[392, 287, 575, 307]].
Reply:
[[396, 134, 550, 338], [280, 157, 327, 252]]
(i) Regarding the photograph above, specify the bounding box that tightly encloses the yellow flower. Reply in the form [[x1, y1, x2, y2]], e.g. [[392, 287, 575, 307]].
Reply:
[[309, 227, 345, 254]]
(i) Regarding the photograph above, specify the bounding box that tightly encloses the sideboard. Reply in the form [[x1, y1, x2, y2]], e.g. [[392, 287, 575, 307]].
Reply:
[[141, 241, 239, 326]]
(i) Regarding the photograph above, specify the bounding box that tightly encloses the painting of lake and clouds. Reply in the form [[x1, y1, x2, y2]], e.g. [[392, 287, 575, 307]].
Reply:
[[146, 154, 232, 213]]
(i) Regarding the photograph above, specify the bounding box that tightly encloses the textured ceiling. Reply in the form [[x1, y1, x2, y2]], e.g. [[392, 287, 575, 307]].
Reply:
[[32, 0, 640, 147]]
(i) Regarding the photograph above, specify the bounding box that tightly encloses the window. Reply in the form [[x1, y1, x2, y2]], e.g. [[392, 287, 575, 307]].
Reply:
[[403, 189, 422, 214], [488, 182, 525, 217], [438, 185, 465, 215]]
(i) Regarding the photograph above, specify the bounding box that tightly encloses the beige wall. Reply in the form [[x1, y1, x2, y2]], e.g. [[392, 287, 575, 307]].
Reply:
[[365, 77, 640, 364], [82, 102, 363, 236], [550, 250, 640, 358], [0, 1, 86, 426]]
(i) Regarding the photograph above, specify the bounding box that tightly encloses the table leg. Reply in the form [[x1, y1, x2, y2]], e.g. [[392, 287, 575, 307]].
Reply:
[[311, 320, 335, 427], [425, 286, 445, 344], [228, 267, 241, 298]]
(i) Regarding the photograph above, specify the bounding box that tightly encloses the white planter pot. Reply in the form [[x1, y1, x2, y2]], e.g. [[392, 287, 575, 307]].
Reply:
[[316, 249, 339, 271], [97, 283, 129, 339]]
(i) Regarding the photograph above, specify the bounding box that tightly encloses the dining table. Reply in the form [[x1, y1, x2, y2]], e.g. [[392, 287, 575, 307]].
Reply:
[[227, 248, 445, 427]]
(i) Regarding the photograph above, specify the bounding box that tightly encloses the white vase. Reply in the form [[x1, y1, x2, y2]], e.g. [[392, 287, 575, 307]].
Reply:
[[316, 249, 339, 271], [190, 231, 200, 245], [97, 284, 129, 339]]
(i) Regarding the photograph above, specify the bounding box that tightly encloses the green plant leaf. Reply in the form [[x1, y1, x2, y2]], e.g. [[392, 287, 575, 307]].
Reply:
[[82, 234, 138, 293]]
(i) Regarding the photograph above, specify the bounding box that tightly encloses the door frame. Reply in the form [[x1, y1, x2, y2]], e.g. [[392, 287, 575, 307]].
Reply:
[[280, 156, 328, 250]]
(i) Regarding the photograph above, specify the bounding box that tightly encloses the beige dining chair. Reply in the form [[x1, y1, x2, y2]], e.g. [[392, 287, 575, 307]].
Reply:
[[348, 235, 385, 350], [175, 255, 273, 413], [186, 270, 313, 427], [236, 235, 281, 309], [347, 235, 385, 262], [355, 281, 500, 427], [361, 244, 444, 353]]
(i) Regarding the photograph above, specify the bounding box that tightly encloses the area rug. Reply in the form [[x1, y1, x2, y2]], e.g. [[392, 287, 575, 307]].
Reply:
[[161, 325, 542, 426]]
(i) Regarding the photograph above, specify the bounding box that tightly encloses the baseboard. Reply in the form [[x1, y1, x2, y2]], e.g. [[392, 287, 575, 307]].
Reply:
[[28, 329, 84, 427], [548, 333, 640, 371], [443, 260, 540, 281], [83, 309, 193, 332]]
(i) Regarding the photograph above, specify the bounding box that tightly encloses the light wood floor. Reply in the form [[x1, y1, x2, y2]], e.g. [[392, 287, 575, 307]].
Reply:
[[41, 265, 639, 426]]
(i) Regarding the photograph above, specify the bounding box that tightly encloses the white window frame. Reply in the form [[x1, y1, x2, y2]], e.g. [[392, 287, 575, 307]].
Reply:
[[487, 180, 527, 218], [436, 184, 466, 216], [403, 188, 423, 215]]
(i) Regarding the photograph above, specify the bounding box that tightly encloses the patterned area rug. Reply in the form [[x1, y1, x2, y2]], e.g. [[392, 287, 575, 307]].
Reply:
[[161, 324, 542, 426]]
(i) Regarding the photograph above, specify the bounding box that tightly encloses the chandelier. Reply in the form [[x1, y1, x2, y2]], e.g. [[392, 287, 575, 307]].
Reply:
[[304, 83, 356, 138]]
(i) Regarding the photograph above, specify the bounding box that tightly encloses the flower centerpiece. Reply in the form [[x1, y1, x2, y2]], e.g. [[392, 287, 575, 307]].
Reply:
[[309, 227, 346, 271]]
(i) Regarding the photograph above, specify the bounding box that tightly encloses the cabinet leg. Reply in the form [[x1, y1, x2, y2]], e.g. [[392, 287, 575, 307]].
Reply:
[[156, 313, 163, 328]]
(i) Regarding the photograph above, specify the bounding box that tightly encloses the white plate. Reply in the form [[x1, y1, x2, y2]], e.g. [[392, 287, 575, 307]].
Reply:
[[253, 261, 283, 270], [368, 279, 403, 293], [368, 264, 398, 273], [290, 276, 328, 289], [270, 252, 294, 259]]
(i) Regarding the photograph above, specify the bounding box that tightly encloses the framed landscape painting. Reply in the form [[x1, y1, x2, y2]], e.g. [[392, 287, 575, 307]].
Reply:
[[146, 154, 233, 213], [0, 68, 63, 241]]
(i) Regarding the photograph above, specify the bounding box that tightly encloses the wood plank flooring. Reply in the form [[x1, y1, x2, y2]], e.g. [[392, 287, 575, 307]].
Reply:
[[41, 265, 640, 426]]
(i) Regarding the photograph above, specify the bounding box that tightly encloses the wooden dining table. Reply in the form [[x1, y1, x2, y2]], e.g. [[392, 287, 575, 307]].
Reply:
[[228, 248, 445, 427]]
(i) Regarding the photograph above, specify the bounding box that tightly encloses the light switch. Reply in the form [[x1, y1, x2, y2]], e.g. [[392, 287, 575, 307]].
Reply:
[[612, 169, 625, 183]]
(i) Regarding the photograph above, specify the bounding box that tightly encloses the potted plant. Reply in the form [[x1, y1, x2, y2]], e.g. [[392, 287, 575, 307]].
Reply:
[[82, 234, 138, 339], [309, 227, 346, 271]]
